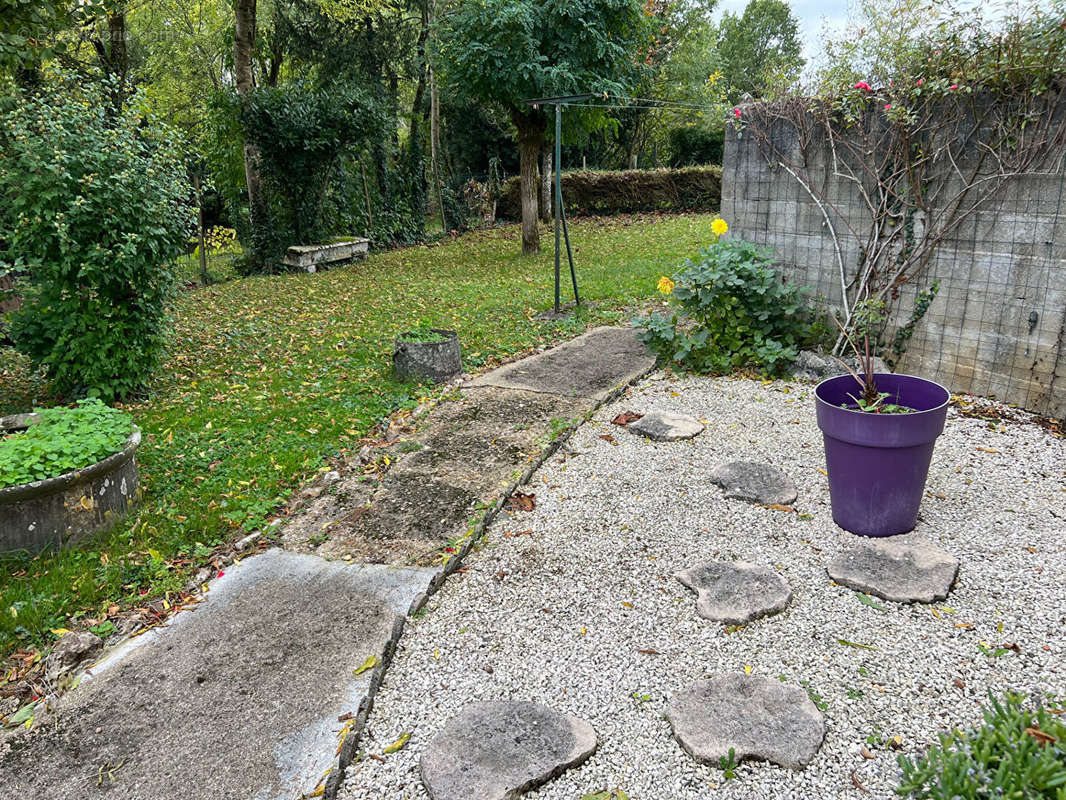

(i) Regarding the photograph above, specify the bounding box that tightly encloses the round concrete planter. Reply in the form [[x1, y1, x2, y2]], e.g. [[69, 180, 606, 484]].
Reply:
[[393, 329, 462, 383], [0, 414, 141, 554]]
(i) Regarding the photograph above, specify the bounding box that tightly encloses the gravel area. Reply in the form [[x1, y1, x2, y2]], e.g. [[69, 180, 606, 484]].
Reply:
[[340, 372, 1065, 800]]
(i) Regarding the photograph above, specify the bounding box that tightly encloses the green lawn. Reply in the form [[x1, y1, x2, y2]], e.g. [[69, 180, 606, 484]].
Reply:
[[0, 213, 714, 661]]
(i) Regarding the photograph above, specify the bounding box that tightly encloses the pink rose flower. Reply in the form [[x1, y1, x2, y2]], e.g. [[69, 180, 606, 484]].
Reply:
[[884, 104, 892, 111], [916, 78, 924, 86], [853, 81, 872, 91], [733, 107, 741, 119], [949, 84, 958, 90]]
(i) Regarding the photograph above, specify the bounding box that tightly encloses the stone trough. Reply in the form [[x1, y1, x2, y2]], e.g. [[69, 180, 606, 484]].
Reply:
[[0, 414, 141, 554]]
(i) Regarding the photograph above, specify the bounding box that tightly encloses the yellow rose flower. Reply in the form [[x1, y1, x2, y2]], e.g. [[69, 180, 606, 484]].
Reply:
[[657, 276, 675, 295], [712, 218, 729, 236]]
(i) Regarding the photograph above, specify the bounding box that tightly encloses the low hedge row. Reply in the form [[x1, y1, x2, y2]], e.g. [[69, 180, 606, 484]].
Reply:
[[496, 166, 722, 220]]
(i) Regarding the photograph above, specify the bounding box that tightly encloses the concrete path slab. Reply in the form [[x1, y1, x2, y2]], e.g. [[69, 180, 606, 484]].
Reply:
[[466, 326, 655, 400], [0, 550, 435, 800]]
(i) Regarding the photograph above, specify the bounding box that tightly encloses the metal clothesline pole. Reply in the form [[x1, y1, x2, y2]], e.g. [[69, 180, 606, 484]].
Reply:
[[525, 93, 595, 314]]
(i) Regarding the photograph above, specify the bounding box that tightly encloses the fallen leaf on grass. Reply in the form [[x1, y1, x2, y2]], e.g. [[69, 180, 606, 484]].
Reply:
[[506, 492, 536, 512], [353, 655, 379, 676], [1024, 727, 1056, 746], [383, 732, 411, 754], [611, 411, 643, 426]]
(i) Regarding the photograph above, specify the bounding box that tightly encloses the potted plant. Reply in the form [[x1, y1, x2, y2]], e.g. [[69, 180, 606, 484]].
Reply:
[[1, 400, 141, 553], [815, 324, 949, 537], [393, 325, 462, 384]]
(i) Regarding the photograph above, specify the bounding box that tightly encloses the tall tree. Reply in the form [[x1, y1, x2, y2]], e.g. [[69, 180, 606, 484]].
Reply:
[[715, 0, 803, 102], [442, 0, 648, 254], [234, 0, 271, 267]]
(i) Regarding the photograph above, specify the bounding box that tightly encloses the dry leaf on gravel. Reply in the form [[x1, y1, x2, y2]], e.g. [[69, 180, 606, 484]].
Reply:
[[611, 411, 643, 426], [506, 492, 536, 512]]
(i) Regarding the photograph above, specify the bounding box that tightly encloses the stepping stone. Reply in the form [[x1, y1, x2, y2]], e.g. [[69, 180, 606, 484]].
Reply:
[[828, 535, 959, 603], [667, 674, 825, 770], [709, 461, 797, 506], [421, 701, 597, 800], [627, 411, 705, 441], [675, 561, 792, 625]]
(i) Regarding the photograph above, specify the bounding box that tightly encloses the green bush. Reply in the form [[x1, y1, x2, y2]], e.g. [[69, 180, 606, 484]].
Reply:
[[0, 73, 193, 402], [496, 166, 721, 219], [235, 80, 382, 265], [668, 125, 725, 166], [0, 400, 134, 489], [635, 238, 812, 375], [897, 693, 1066, 799]]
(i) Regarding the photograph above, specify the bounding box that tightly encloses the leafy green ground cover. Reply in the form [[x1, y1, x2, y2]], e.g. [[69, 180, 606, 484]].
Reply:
[[0, 400, 133, 488], [0, 213, 713, 659]]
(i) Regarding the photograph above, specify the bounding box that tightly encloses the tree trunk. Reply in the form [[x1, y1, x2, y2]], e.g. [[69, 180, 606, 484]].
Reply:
[[512, 109, 546, 255], [539, 146, 553, 222], [234, 0, 270, 264], [92, 9, 129, 110]]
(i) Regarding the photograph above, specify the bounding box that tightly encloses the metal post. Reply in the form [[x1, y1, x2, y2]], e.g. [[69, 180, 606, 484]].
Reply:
[[554, 103, 562, 313], [561, 201, 579, 305], [556, 111, 579, 307]]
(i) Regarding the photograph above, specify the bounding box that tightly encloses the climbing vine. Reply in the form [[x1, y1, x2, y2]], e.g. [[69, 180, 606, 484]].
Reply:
[[738, 0, 1066, 352]]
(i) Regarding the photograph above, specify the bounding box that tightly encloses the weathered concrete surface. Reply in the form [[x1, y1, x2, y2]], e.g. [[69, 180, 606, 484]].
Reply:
[[282, 387, 588, 565], [282, 327, 654, 567], [675, 561, 792, 625], [467, 326, 655, 400], [420, 702, 597, 800], [667, 674, 826, 769], [828, 534, 960, 603], [627, 410, 705, 442], [709, 461, 798, 506], [0, 550, 435, 800]]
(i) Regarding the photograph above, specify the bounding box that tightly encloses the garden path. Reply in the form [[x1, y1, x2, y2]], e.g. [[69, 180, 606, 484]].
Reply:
[[0, 327, 656, 799]]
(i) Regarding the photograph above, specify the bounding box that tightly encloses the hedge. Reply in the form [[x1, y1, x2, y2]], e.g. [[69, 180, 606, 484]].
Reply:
[[496, 166, 722, 220]]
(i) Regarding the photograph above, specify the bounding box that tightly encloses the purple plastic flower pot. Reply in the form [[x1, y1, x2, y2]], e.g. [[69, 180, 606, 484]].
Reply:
[[815, 373, 950, 537]]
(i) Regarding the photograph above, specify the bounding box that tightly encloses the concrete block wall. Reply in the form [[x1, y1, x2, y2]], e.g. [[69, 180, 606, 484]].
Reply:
[[722, 113, 1066, 420]]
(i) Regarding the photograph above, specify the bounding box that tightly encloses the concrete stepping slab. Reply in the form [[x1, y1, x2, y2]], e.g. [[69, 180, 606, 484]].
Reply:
[[667, 674, 826, 770], [709, 461, 798, 506], [421, 701, 597, 800], [0, 550, 436, 800], [675, 561, 792, 625], [467, 326, 655, 400], [627, 411, 705, 441], [828, 535, 959, 603]]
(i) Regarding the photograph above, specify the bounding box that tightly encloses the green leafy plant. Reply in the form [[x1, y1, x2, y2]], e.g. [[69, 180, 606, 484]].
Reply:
[[0, 72, 194, 402], [832, 308, 913, 414], [636, 235, 814, 376], [0, 400, 134, 489], [897, 693, 1066, 799], [719, 746, 739, 779], [229, 77, 383, 266]]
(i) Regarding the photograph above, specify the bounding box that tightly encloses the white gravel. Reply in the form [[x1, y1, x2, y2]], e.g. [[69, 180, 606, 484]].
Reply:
[[340, 372, 1065, 800]]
